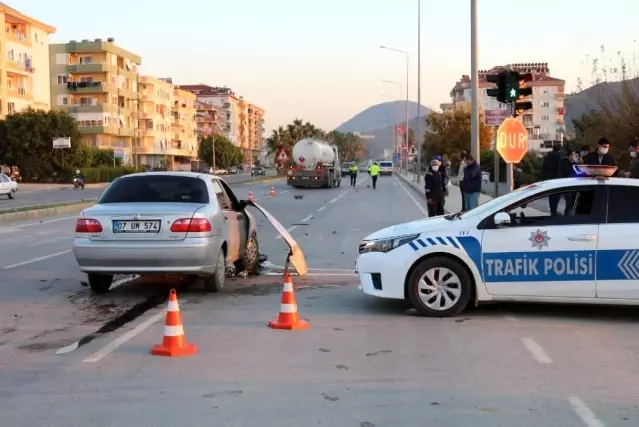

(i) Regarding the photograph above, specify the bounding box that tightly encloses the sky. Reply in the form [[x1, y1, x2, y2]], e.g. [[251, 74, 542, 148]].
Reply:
[[19, 0, 639, 134]]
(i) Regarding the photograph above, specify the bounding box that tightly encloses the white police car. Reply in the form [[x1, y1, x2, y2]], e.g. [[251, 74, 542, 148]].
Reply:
[[357, 165, 639, 317]]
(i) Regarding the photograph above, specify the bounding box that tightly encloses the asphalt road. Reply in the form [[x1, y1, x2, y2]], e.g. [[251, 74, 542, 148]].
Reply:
[[0, 171, 277, 211], [1, 174, 638, 426]]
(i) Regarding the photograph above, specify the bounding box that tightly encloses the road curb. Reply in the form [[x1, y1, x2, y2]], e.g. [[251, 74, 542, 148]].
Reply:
[[0, 201, 96, 224]]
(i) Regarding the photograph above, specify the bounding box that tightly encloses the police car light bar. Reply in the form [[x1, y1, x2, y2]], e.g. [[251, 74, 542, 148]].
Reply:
[[574, 164, 618, 178]]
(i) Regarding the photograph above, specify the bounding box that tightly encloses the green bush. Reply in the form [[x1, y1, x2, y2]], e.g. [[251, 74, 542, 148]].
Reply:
[[81, 166, 137, 183], [480, 149, 543, 184]]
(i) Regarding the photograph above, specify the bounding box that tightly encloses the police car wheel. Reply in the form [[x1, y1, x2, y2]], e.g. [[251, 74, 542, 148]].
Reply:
[[408, 257, 472, 317]]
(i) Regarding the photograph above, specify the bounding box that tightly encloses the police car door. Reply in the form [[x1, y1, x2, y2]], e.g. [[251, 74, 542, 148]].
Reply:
[[595, 184, 639, 299], [478, 185, 604, 298]]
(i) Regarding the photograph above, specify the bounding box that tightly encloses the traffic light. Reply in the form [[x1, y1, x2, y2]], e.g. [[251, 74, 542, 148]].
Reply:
[[486, 71, 508, 103], [508, 72, 533, 116]]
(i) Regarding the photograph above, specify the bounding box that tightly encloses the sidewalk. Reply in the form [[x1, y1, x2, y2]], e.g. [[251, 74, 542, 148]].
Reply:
[[17, 183, 109, 193], [397, 170, 493, 213]]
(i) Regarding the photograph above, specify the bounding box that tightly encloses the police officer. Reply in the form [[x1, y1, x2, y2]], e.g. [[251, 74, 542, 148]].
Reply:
[[368, 162, 380, 190], [425, 159, 446, 217], [624, 140, 639, 178], [348, 162, 358, 186]]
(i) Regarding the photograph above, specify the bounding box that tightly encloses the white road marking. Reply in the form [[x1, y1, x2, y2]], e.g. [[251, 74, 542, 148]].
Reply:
[[568, 396, 605, 427], [317, 206, 326, 212], [83, 311, 166, 363], [395, 176, 429, 217], [301, 215, 313, 222], [110, 275, 139, 290], [521, 337, 553, 364], [274, 225, 298, 240], [0, 215, 78, 232], [3, 249, 71, 269], [504, 315, 519, 322], [328, 197, 339, 204], [34, 230, 61, 236]]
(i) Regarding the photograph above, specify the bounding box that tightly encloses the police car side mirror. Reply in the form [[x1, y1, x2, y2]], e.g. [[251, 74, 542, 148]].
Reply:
[[493, 212, 511, 226]]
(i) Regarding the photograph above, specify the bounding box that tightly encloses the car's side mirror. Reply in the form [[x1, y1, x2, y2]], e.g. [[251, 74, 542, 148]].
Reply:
[[493, 212, 511, 226], [238, 199, 249, 210]]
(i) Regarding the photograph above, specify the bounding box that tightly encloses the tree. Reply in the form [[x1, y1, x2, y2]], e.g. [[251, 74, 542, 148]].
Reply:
[[327, 130, 365, 161], [198, 135, 243, 168], [422, 109, 492, 166], [0, 108, 86, 181]]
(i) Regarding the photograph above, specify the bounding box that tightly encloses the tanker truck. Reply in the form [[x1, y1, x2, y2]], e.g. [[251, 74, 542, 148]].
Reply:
[[287, 138, 342, 188]]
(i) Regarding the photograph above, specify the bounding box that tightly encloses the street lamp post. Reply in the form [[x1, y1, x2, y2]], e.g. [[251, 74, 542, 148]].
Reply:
[[381, 79, 402, 162], [470, 0, 480, 163], [381, 93, 401, 160], [380, 45, 409, 171], [416, 0, 422, 183]]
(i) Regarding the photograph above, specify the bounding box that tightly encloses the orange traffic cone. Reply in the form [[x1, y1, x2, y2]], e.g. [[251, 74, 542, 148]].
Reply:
[[268, 273, 309, 330], [151, 289, 197, 357], [268, 186, 276, 196], [248, 190, 254, 201]]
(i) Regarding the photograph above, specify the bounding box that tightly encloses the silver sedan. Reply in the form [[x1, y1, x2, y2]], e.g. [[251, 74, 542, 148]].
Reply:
[[73, 172, 260, 293]]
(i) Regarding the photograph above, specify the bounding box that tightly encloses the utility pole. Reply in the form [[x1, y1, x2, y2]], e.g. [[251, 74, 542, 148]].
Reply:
[[416, 0, 422, 183], [470, 0, 480, 163]]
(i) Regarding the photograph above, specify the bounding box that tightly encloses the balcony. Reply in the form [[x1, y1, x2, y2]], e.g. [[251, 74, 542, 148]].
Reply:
[[555, 92, 565, 100], [5, 28, 31, 46], [66, 103, 119, 113], [67, 81, 112, 93], [196, 115, 215, 123], [197, 104, 216, 111], [7, 87, 33, 100], [6, 60, 34, 76], [66, 63, 113, 74], [79, 125, 134, 136]]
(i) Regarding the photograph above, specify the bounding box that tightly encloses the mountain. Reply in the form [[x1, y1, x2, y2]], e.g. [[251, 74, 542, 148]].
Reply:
[[362, 114, 430, 158], [565, 78, 639, 132], [336, 101, 430, 133]]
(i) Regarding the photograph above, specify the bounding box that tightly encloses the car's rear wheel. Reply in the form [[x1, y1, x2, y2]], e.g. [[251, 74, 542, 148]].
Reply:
[[8, 189, 15, 199], [88, 274, 113, 294], [407, 256, 471, 317], [234, 232, 260, 274], [202, 249, 226, 292]]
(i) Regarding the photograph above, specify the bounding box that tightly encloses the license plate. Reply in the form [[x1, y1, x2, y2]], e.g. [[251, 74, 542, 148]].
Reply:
[[112, 220, 161, 233], [302, 176, 310, 179]]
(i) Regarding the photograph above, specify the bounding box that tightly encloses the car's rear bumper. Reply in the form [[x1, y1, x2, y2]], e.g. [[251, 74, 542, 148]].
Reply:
[[73, 236, 223, 275]]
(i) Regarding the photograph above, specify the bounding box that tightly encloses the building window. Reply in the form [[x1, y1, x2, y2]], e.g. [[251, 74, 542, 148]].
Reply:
[[80, 56, 93, 64], [541, 101, 550, 108], [35, 33, 38, 43], [57, 75, 68, 85], [62, 97, 68, 105], [541, 115, 549, 121], [7, 49, 14, 61]]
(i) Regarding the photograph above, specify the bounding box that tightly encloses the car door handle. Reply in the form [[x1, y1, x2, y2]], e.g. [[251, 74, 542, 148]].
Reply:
[[567, 234, 597, 242]]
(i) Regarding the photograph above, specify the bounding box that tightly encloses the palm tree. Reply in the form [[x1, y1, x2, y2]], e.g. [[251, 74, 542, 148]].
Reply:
[[265, 126, 290, 155]]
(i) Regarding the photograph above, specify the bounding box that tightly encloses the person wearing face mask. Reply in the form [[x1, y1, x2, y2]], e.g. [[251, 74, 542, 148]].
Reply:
[[579, 145, 591, 161], [563, 149, 582, 177], [582, 137, 616, 166], [623, 140, 639, 178], [424, 158, 446, 217]]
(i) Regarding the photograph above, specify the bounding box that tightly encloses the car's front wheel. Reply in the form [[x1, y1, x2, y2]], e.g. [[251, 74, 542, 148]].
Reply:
[[234, 232, 260, 274], [202, 249, 226, 292], [407, 256, 472, 317], [88, 274, 113, 294], [8, 189, 15, 199]]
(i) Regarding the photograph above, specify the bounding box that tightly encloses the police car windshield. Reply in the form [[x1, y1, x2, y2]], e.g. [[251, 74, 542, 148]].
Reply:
[[453, 184, 540, 219]]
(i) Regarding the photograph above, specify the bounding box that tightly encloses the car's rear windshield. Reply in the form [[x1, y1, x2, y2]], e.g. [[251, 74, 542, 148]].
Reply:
[[380, 162, 392, 167], [98, 175, 210, 204]]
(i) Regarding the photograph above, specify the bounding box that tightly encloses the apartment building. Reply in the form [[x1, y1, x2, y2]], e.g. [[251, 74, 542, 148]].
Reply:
[[170, 87, 198, 170], [195, 100, 218, 137], [449, 62, 566, 152], [137, 76, 173, 169], [1, 4, 55, 116], [176, 84, 266, 162], [49, 38, 141, 163]]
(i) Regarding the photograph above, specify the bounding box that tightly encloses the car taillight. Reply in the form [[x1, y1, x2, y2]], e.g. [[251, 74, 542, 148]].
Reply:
[[170, 218, 212, 233], [76, 218, 103, 233]]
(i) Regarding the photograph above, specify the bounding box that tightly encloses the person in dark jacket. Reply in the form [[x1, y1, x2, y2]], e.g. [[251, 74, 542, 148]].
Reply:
[[542, 144, 565, 215], [582, 137, 616, 166], [460, 154, 481, 210], [424, 159, 446, 217], [563, 149, 582, 177], [623, 140, 639, 178]]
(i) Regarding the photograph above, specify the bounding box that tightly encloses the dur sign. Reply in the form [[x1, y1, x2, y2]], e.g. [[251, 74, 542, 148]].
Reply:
[[496, 117, 528, 163]]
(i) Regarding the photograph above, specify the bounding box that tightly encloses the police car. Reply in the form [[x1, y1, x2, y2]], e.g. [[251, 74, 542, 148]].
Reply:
[[356, 165, 639, 317]]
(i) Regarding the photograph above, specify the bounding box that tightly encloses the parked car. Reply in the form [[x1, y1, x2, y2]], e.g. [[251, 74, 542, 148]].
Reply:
[[72, 172, 260, 293], [228, 167, 239, 174], [251, 167, 266, 177], [0, 173, 18, 199]]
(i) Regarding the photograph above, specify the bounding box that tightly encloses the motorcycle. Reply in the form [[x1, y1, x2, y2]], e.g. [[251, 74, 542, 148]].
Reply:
[[73, 177, 85, 190]]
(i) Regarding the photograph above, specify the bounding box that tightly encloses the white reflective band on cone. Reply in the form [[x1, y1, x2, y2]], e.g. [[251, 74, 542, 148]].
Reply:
[[283, 282, 294, 292], [167, 300, 180, 312], [164, 324, 184, 337], [280, 303, 297, 313]]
